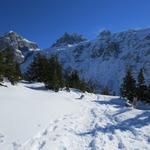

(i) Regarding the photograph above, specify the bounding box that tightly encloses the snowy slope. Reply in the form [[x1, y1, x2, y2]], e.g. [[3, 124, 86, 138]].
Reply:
[[0, 82, 150, 150], [39, 28, 150, 94], [0, 82, 83, 150]]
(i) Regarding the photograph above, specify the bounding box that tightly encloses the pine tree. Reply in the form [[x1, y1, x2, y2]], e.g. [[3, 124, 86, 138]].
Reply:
[[26, 54, 64, 92], [3, 47, 21, 85], [65, 70, 93, 93], [101, 86, 109, 95], [136, 69, 145, 100], [45, 55, 64, 91], [67, 70, 80, 89], [121, 69, 136, 102], [27, 53, 49, 82], [144, 85, 150, 103], [0, 52, 4, 83]]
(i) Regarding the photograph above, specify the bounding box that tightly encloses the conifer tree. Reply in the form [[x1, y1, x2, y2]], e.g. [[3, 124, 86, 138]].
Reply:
[[0, 52, 4, 82], [45, 55, 64, 91], [27, 53, 49, 82], [121, 69, 136, 102], [3, 47, 21, 85], [136, 69, 145, 100], [144, 85, 150, 103], [101, 86, 109, 95], [66, 70, 93, 93], [67, 70, 80, 89]]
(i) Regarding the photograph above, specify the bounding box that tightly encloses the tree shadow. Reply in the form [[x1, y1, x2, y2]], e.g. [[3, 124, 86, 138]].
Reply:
[[76, 111, 150, 138], [94, 98, 126, 109], [25, 85, 48, 91]]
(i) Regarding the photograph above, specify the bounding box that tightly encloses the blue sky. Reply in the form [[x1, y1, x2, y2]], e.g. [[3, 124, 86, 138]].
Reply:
[[0, 0, 150, 48]]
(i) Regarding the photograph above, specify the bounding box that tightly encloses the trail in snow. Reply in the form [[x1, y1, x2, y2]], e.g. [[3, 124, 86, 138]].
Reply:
[[0, 83, 149, 150], [19, 94, 150, 150]]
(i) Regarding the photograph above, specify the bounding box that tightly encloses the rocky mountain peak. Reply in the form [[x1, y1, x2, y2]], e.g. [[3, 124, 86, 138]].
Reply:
[[51, 32, 87, 48], [0, 31, 39, 63]]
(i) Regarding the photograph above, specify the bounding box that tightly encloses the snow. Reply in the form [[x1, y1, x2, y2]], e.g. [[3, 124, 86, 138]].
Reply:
[[35, 27, 150, 94], [22, 38, 36, 44], [0, 82, 150, 150], [0, 82, 83, 150]]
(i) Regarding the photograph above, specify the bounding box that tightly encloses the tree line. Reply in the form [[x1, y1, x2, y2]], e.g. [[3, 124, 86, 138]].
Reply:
[[25, 53, 93, 93], [0, 48, 149, 104], [120, 68, 150, 104], [0, 47, 21, 85]]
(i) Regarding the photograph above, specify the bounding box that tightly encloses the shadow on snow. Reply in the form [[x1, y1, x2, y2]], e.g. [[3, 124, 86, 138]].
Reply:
[[76, 98, 150, 138], [25, 85, 47, 91]]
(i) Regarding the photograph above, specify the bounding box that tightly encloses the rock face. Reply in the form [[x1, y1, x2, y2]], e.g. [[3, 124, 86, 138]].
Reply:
[[0, 31, 39, 63], [51, 32, 87, 48], [41, 28, 150, 94]]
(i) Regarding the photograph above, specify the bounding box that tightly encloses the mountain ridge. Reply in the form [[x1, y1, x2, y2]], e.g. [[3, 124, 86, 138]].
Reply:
[[0, 28, 150, 94], [0, 31, 39, 63], [40, 27, 150, 94]]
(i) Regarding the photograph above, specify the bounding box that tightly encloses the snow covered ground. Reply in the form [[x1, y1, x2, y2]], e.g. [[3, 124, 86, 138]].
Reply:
[[0, 82, 150, 150]]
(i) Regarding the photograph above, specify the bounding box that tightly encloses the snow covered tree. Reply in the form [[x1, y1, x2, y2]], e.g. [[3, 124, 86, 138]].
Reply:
[[121, 69, 136, 102]]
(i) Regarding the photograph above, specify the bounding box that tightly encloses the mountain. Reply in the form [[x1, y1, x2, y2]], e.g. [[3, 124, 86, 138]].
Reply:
[[51, 32, 87, 48], [41, 28, 150, 94], [0, 31, 39, 63], [0, 28, 149, 94]]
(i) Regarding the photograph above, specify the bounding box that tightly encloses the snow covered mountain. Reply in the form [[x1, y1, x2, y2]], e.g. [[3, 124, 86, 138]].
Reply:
[[40, 28, 150, 94], [1, 28, 150, 94], [0, 31, 39, 63]]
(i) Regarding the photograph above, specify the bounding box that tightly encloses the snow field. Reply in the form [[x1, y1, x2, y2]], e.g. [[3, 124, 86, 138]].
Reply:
[[0, 82, 150, 150]]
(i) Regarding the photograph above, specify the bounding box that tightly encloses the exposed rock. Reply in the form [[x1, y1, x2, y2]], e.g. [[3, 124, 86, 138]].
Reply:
[[51, 32, 87, 48], [0, 31, 39, 63]]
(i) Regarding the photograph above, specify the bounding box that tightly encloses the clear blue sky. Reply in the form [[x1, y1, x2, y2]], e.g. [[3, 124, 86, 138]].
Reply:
[[0, 0, 150, 48]]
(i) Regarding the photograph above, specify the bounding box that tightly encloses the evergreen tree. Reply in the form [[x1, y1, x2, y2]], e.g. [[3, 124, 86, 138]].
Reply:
[[0, 52, 4, 82], [3, 47, 21, 85], [45, 55, 64, 91], [27, 54, 64, 92], [27, 53, 49, 82], [101, 86, 109, 95], [121, 69, 136, 102], [67, 70, 80, 89], [136, 69, 145, 100], [66, 70, 93, 93], [144, 84, 150, 103]]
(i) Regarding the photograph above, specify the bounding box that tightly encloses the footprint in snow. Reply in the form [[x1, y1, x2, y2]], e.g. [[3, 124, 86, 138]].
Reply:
[[37, 124, 41, 127], [53, 125, 58, 131], [0, 133, 4, 143], [108, 135, 113, 141], [148, 137, 150, 143], [12, 142, 21, 150], [54, 120, 59, 123], [42, 129, 48, 136], [118, 142, 125, 149]]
